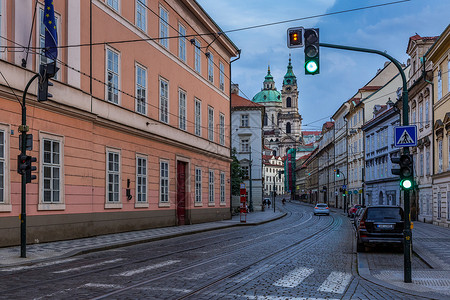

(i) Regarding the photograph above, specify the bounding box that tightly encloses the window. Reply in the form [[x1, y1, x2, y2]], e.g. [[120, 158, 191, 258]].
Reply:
[[159, 6, 169, 48], [195, 168, 202, 203], [419, 103, 423, 129], [136, 156, 147, 202], [286, 122, 291, 134], [426, 148, 430, 175], [106, 48, 119, 104], [42, 139, 62, 203], [160, 161, 169, 203], [264, 113, 268, 126], [241, 114, 249, 127], [219, 113, 225, 146], [438, 70, 442, 100], [220, 172, 225, 203], [420, 153, 424, 176], [219, 62, 225, 91], [136, 64, 146, 114], [178, 89, 186, 130], [286, 97, 291, 108], [439, 139, 443, 173], [0, 0, 4, 60], [107, 0, 119, 11], [107, 150, 120, 202], [242, 166, 249, 179], [194, 39, 201, 73], [240, 138, 249, 152], [208, 106, 214, 141], [207, 53, 214, 83], [412, 108, 416, 126], [0, 129, 5, 204], [209, 170, 214, 203], [136, 0, 146, 31], [178, 24, 186, 62], [425, 100, 429, 124], [195, 99, 201, 136], [159, 78, 169, 123], [448, 192, 450, 221]]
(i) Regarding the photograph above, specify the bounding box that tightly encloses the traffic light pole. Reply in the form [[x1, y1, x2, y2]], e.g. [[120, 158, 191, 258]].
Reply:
[[319, 43, 412, 283], [19, 73, 40, 258]]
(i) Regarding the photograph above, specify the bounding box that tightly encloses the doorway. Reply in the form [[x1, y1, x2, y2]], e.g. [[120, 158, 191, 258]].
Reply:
[[176, 161, 187, 225]]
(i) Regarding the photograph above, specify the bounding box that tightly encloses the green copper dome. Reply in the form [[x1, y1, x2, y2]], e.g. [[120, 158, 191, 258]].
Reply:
[[252, 66, 282, 103], [283, 56, 297, 85]]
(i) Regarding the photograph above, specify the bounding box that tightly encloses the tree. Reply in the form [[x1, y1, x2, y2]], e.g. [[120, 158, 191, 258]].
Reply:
[[231, 148, 244, 195]]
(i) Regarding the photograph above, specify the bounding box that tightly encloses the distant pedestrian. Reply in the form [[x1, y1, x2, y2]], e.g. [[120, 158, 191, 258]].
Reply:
[[268, 200, 271, 208]]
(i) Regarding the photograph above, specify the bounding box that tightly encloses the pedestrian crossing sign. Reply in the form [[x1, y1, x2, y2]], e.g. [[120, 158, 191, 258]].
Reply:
[[394, 125, 417, 147]]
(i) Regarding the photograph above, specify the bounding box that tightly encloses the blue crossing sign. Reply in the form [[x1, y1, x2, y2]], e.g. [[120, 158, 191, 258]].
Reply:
[[394, 125, 417, 147]]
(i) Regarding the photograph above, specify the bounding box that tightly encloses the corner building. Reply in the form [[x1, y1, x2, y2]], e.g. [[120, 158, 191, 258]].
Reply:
[[0, 0, 239, 246]]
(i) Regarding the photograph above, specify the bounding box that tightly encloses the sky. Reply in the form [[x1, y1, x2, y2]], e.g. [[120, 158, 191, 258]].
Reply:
[[196, 0, 449, 131]]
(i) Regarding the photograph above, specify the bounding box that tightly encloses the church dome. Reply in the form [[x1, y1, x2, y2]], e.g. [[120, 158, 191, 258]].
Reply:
[[252, 66, 282, 103]]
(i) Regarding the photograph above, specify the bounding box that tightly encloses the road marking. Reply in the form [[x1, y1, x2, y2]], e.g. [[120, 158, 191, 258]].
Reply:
[[115, 260, 180, 277], [273, 267, 314, 287], [245, 296, 339, 300], [53, 258, 123, 274], [317, 271, 352, 294], [233, 264, 274, 282], [83, 283, 124, 289], [0, 258, 78, 272]]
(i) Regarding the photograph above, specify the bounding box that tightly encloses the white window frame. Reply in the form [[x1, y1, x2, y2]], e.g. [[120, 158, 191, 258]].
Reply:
[[419, 103, 423, 129], [219, 113, 225, 146], [208, 106, 214, 141], [178, 23, 186, 62], [195, 98, 201, 136], [219, 62, 225, 91], [220, 172, 225, 204], [107, 0, 119, 11], [105, 47, 120, 104], [160, 160, 169, 204], [178, 89, 186, 130], [195, 167, 202, 204], [39, 132, 65, 211], [37, 6, 60, 80], [208, 169, 214, 204], [241, 114, 249, 127], [159, 77, 169, 123], [159, 5, 169, 49], [207, 52, 214, 83], [194, 39, 201, 73], [0, 124, 11, 211], [135, 63, 147, 115], [136, 0, 146, 32], [425, 100, 429, 124], [136, 155, 148, 207], [439, 139, 443, 173], [240, 138, 249, 152], [426, 148, 430, 175], [105, 147, 121, 208]]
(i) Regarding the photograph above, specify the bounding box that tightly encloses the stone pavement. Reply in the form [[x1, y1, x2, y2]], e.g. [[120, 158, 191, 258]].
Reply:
[[0, 209, 285, 268], [1, 203, 449, 298]]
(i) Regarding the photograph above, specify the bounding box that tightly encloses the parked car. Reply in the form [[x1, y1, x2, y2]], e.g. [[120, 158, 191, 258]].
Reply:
[[347, 204, 362, 217], [314, 203, 330, 216], [352, 206, 365, 228], [356, 206, 404, 252]]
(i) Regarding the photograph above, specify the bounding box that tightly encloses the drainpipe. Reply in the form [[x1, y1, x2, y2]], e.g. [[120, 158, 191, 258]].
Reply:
[[229, 50, 241, 216]]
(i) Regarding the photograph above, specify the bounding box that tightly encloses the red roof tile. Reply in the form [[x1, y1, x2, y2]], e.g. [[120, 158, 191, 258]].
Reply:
[[231, 94, 264, 108]]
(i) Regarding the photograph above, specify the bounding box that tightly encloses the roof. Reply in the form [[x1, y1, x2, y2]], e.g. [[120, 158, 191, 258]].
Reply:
[[407, 34, 439, 53], [359, 85, 382, 92], [323, 122, 334, 129], [252, 66, 282, 103], [302, 131, 321, 136], [231, 94, 264, 108], [283, 57, 297, 86]]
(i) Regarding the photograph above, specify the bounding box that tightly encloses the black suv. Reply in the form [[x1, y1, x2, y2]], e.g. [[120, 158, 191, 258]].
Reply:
[[356, 206, 404, 252]]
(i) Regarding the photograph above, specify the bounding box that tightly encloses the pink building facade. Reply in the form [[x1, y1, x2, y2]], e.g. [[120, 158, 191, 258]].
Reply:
[[0, 0, 239, 246]]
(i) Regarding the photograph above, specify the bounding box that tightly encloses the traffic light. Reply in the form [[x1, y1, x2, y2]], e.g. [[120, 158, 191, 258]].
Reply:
[[25, 156, 37, 183], [17, 154, 28, 175], [336, 168, 340, 177], [303, 28, 319, 75], [391, 154, 414, 190], [287, 27, 303, 48], [38, 62, 59, 102]]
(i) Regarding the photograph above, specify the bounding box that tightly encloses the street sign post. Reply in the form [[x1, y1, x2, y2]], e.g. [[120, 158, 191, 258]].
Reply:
[[394, 125, 417, 147]]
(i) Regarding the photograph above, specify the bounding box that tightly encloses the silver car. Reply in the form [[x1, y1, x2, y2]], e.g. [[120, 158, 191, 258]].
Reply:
[[314, 203, 330, 216]]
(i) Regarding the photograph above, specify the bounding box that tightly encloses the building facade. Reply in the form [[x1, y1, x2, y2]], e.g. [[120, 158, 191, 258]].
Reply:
[[231, 92, 264, 211], [0, 0, 239, 246]]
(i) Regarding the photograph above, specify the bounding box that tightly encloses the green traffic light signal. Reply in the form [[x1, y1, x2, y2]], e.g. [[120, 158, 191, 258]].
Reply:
[[303, 28, 319, 75], [400, 178, 413, 190], [305, 61, 318, 73]]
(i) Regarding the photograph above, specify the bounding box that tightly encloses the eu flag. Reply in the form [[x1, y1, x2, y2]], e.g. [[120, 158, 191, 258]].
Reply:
[[43, 0, 58, 60]]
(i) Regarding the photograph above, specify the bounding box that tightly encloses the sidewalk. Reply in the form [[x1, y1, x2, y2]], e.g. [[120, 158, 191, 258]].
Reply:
[[0, 209, 285, 268]]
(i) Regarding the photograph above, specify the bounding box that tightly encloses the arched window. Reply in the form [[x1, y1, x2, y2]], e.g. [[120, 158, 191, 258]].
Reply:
[[273, 150, 277, 156], [286, 122, 291, 133], [271, 114, 275, 125], [264, 113, 268, 126], [286, 97, 292, 108]]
